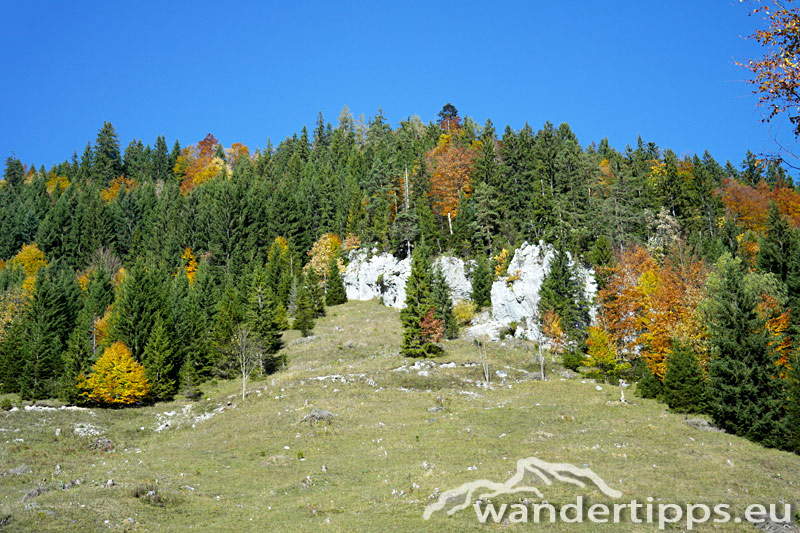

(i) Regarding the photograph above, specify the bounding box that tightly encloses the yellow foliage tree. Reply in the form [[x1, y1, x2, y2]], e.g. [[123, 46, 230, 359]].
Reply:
[[45, 175, 70, 195], [305, 233, 343, 280], [583, 326, 630, 381], [182, 247, 198, 284], [11, 243, 48, 293], [100, 175, 137, 203], [78, 341, 149, 405]]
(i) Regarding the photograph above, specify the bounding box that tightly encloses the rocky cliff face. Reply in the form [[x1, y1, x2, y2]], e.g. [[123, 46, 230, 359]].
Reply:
[[343, 242, 596, 341], [343, 251, 472, 308], [465, 242, 597, 341]]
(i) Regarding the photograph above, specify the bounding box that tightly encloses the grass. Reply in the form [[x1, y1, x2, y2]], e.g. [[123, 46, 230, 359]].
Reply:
[[0, 299, 799, 531]]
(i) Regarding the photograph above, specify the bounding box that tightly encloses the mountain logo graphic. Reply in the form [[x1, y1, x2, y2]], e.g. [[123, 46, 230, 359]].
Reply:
[[423, 456, 622, 520]]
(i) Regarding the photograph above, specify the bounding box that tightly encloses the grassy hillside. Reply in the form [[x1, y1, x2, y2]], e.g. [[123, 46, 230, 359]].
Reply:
[[1, 300, 798, 531]]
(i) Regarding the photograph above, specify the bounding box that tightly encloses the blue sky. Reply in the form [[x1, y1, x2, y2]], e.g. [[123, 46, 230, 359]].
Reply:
[[0, 1, 784, 169]]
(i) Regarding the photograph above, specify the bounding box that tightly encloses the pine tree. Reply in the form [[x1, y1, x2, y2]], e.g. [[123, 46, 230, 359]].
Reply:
[[325, 256, 347, 306], [431, 265, 457, 339], [788, 349, 800, 453], [662, 342, 708, 414], [293, 274, 315, 337], [142, 315, 177, 401], [110, 262, 167, 361], [401, 242, 434, 357], [211, 277, 245, 378], [704, 254, 791, 449], [471, 255, 493, 309]]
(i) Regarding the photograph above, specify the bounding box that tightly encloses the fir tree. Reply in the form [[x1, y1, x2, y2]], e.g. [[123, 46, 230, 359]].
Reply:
[[431, 265, 457, 339], [306, 267, 326, 318], [662, 342, 708, 414], [325, 256, 347, 306], [704, 254, 791, 449], [471, 255, 493, 309], [246, 265, 284, 372], [142, 315, 177, 401], [401, 242, 434, 357], [537, 248, 590, 342], [93, 121, 123, 185], [293, 274, 315, 337]]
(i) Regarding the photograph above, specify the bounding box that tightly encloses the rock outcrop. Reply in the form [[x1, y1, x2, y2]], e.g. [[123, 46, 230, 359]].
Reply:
[[343, 251, 472, 308], [466, 241, 596, 341], [343, 242, 597, 341]]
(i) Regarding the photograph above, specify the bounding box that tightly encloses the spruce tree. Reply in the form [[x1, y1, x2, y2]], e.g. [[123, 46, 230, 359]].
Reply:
[[246, 265, 284, 372], [93, 121, 123, 185], [537, 248, 589, 342], [432, 265, 457, 339], [306, 267, 326, 318], [704, 254, 790, 449], [142, 315, 177, 401], [110, 262, 166, 361], [293, 274, 315, 337], [471, 255, 493, 309], [401, 242, 434, 357], [662, 342, 708, 414], [325, 256, 347, 306]]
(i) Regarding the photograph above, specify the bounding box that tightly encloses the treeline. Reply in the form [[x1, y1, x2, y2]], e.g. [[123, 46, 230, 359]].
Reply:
[[0, 105, 798, 454]]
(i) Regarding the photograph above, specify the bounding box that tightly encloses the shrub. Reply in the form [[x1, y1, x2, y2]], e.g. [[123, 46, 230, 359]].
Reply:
[[453, 300, 477, 327], [635, 371, 663, 399], [562, 349, 586, 372], [662, 342, 708, 414]]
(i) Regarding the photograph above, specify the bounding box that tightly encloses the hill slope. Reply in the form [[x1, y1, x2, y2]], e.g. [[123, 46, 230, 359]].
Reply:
[[1, 300, 798, 531]]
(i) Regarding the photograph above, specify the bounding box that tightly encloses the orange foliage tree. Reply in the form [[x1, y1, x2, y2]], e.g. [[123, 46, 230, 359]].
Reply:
[[598, 245, 708, 379], [182, 247, 198, 284], [174, 134, 224, 194], [78, 341, 149, 405], [425, 133, 478, 233], [717, 177, 800, 232], [100, 175, 137, 203]]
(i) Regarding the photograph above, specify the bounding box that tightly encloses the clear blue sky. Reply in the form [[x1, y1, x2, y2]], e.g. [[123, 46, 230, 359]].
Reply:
[[0, 1, 784, 169]]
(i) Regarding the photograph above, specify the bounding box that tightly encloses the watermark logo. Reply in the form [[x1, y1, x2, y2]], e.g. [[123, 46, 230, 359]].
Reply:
[[422, 455, 794, 529], [422, 456, 621, 520]]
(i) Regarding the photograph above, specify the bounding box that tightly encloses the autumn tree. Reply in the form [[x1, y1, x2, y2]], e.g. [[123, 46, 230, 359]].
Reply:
[[79, 341, 149, 405], [426, 134, 477, 234], [740, 0, 800, 152], [174, 134, 223, 194]]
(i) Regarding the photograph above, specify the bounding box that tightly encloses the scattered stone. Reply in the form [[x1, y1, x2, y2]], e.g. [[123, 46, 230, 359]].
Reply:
[[595, 385, 603, 391], [89, 437, 115, 451], [5, 465, 32, 476], [21, 486, 47, 502], [73, 423, 103, 437], [750, 508, 798, 532], [125, 517, 136, 524], [0, 515, 10, 527], [559, 370, 576, 379], [685, 418, 723, 432], [301, 409, 336, 423], [54, 428, 61, 438], [417, 370, 429, 377], [105, 479, 115, 488], [290, 335, 318, 346], [427, 406, 444, 413]]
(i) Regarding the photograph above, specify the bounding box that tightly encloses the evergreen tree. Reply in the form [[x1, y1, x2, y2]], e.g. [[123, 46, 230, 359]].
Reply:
[[211, 277, 245, 378], [93, 121, 123, 185], [246, 265, 284, 372], [704, 254, 791, 449], [471, 255, 493, 309], [293, 274, 315, 337], [110, 262, 167, 361], [401, 242, 435, 357], [3, 156, 24, 189], [537, 248, 590, 342], [19, 263, 81, 399], [325, 256, 347, 306], [662, 342, 708, 414], [431, 265, 457, 339], [142, 315, 177, 401], [306, 267, 326, 318]]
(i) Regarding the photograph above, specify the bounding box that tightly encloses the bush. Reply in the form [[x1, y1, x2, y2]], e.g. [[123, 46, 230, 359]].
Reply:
[[0, 397, 11, 411], [562, 349, 586, 372], [635, 371, 663, 399], [453, 300, 477, 327], [663, 343, 708, 414]]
